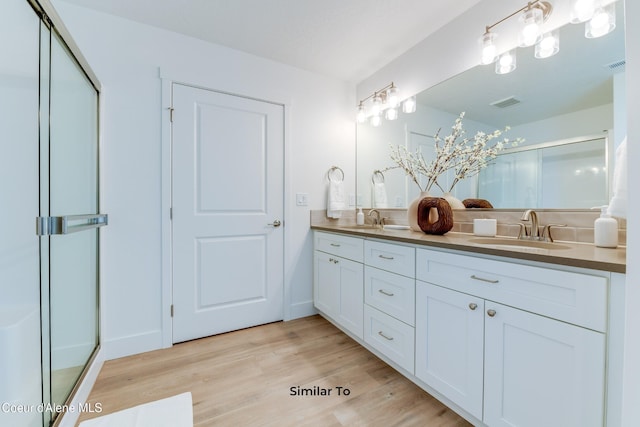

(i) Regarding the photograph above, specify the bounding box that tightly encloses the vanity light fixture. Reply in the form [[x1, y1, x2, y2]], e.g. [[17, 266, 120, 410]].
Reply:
[[402, 96, 416, 113], [585, 2, 616, 38], [518, 5, 544, 47], [570, 0, 616, 38], [481, 0, 618, 74], [570, 0, 596, 23], [535, 30, 560, 58], [356, 82, 416, 125], [495, 50, 517, 74], [480, 0, 553, 74]]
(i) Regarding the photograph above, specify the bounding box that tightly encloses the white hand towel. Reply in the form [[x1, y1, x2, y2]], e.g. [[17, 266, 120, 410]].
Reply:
[[373, 182, 388, 208], [608, 137, 627, 219], [327, 180, 345, 218]]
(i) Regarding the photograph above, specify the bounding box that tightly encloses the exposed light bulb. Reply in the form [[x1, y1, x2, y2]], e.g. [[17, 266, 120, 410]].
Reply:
[[370, 113, 382, 127], [585, 4, 615, 38], [480, 32, 498, 65], [570, 0, 596, 23], [402, 96, 416, 113], [518, 7, 543, 47], [495, 50, 516, 74], [535, 30, 559, 59]]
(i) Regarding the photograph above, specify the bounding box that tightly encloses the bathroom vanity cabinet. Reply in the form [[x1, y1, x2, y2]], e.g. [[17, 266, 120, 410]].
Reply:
[[415, 249, 606, 426], [313, 232, 364, 339], [313, 230, 620, 427]]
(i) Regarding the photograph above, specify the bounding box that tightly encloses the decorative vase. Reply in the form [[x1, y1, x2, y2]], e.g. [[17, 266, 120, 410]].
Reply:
[[417, 197, 454, 235], [408, 191, 431, 231], [442, 192, 466, 210]]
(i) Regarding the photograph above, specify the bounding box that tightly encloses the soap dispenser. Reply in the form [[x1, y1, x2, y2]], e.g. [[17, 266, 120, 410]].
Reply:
[[356, 208, 365, 225], [593, 206, 618, 248]]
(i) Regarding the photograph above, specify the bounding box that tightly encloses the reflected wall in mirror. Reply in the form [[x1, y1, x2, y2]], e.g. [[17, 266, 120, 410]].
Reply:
[[356, 1, 625, 209]]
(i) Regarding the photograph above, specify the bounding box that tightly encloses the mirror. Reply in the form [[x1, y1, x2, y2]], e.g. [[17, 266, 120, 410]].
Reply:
[[356, 2, 625, 209]]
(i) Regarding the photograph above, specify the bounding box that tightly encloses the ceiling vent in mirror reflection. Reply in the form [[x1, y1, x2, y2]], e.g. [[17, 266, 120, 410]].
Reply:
[[490, 97, 521, 109], [605, 59, 626, 71]]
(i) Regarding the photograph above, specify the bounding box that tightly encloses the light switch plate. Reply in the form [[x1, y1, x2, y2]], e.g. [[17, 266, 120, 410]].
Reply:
[[296, 193, 309, 206]]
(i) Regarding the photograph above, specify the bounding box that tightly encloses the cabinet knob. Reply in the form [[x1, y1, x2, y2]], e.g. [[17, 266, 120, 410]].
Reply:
[[487, 309, 497, 317], [469, 303, 478, 310]]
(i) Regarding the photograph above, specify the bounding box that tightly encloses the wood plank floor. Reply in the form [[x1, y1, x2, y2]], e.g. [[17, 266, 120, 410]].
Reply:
[[76, 315, 471, 426]]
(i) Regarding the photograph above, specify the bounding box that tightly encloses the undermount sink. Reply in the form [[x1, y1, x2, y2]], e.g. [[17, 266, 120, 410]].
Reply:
[[382, 224, 410, 230], [339, 225, 379, 230], [469, 237, 571, 251], [340, 224, 411, 231]]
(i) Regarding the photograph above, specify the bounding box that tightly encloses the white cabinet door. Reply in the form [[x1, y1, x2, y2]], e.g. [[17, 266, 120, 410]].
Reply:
[[314, 251, 364, 339], [484, 302, 606, 427], [415, 282, 484, 420]]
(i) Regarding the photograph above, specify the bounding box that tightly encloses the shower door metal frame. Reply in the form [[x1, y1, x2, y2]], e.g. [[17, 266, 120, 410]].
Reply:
[[28, 1, 103, 426]]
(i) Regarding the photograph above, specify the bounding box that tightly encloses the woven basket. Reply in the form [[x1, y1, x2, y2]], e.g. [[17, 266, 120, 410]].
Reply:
[[417, 197, 454, 235]]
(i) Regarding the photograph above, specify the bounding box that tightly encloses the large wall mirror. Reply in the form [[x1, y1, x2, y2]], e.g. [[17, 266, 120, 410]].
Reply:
[[356, 1, 625, 209]]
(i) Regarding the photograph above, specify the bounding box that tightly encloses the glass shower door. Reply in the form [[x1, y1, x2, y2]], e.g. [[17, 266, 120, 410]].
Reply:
[[39, 30, 102, 423]]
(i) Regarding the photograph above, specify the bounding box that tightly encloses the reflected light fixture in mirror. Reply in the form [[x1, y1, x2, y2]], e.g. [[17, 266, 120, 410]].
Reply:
[[535, 30, 560, 58], [518, 5, 544, 47], [585, 2, 616, 38], [480, 31, 498, 64], [496, 50, 517, 74], [570, 0, 596, 22], [356, 82, 415, 125], [402, 96, 416, 113]]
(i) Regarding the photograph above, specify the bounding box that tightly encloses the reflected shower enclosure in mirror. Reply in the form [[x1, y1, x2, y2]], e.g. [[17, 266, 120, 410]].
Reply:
[[356, 1, 625, 209]]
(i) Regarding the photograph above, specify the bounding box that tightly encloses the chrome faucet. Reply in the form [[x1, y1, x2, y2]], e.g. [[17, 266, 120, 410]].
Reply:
[[519, 209, 539, 239]]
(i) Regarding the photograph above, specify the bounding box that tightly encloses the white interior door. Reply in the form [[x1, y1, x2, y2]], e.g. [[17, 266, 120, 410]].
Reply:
[[171, 84, 284, 343]]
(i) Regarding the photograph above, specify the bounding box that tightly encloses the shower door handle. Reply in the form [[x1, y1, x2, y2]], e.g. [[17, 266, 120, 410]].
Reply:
[[36, 214, 108, 236]]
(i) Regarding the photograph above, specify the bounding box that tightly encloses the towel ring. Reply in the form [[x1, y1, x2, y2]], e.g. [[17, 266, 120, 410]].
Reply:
[[372, 170, 385, 184], [328, 166, 344, 182]]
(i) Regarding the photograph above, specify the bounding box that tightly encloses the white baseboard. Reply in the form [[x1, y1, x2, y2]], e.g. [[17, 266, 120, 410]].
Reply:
[[287, 300, 316, 320], [103, 330, 164, 361]]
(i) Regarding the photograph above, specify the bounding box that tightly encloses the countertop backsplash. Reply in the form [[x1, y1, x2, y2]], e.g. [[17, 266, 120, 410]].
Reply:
[[312, 209, 627, 246]]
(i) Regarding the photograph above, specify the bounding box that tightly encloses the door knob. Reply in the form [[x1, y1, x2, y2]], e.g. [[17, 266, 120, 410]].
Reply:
[[487, 309, 497, 317], [268, 219, 282, 227]]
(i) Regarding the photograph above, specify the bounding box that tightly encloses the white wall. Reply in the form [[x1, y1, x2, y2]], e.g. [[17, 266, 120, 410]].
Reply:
[[359, 0, 639, 424], [53, 1, 355, 359], [621, 0, 640, 424]]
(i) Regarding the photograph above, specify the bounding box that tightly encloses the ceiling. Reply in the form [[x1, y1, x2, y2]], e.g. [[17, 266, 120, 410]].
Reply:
[[57, 0, 482, 83]]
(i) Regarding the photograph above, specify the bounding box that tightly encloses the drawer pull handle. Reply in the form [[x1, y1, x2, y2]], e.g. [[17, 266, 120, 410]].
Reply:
[[378, 331, 394, 341], [470, 274, 499, 284], [378, 289, 395, 297], [378, 254, 395, 260], [330, 243, 341, 247], [487, 309, 497, 317], [328, 258, 339, 264], [469, 303, 478, 310]]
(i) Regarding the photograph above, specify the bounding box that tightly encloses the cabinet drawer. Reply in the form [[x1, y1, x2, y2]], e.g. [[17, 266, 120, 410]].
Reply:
[[365, 266, 415, 326], [364, 240, 415, 277], [364, 305, 415, 374], [315, 231, 363, 262], [416, 249, 608, 332]]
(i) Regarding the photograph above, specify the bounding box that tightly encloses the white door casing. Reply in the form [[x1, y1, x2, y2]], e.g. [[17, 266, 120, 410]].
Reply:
[[171, 83, 284, 343]]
